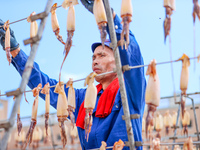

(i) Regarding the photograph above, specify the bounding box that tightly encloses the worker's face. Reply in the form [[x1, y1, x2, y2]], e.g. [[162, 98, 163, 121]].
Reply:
[[92, 45, 116, 82]]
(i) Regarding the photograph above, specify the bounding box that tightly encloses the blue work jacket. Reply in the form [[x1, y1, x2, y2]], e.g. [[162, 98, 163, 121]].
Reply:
[[11, 15, 146, 150]]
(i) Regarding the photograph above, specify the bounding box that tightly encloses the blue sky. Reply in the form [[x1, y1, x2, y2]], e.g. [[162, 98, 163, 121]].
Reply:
[[0, 0, 200, 118]]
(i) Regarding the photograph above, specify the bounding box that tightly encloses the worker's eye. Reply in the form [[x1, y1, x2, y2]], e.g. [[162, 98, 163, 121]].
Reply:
[[100, 54, 105, 57]]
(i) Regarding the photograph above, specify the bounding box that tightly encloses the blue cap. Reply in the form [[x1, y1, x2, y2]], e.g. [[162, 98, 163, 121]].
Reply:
[[91, 39, 111, 53]]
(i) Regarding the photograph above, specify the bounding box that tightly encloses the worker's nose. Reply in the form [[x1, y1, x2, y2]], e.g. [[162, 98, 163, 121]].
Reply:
[[92, 58, 99, 66]]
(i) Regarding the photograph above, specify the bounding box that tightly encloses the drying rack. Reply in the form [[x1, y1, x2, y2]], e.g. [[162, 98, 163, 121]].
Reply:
[[0, 0, 200, 150], [0, 0, 141, 149]]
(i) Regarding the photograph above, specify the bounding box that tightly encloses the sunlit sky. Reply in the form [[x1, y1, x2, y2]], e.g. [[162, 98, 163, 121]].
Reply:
[[0, 0, 200, 119]]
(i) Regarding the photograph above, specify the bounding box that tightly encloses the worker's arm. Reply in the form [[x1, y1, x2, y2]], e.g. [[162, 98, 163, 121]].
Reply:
[[0, 19, 84, 113], [107, 14, 146, 115]]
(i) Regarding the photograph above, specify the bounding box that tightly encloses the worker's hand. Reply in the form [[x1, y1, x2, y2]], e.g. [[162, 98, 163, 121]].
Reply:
[[0, 19, 19, 51], [80, 1, 116, 19], [80, 0, 94, 14]]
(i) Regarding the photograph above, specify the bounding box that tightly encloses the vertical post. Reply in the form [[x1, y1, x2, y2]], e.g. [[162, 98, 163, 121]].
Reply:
[[103, 0, 135, 149], [0, 0, 53, 149], [187, 96, 200, 150]]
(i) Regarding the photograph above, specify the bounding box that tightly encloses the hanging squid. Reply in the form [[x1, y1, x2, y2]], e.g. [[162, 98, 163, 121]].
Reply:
[[178, 54, 190, 118], [120, 0, 132, 49], [152, 138, 161, 150], [163, 110, 172, 136], [181, 109, 190, 136], [193, 0, 200, 23], [84, 72, 97, 141], [183, 136, 193, 150], [148, 124, 154, 144], [66, 78, 76, 127], [14, 131, 20, 148], [3, 20, 11, 65], [41, 82, 50, 137], [174, 145, 181, 150], [23, 83, 42, 149], [70, 125, 78, 144], [142, 117, 145, 134], [59, 1, 77, 83], [155, 112, 163, 139], [50, 3, 65, 45], [163, 0, 176, 43], [13, 96, 22, 136], [100, 141, 107, 150], [62, 0, 78, 8], [93, 0, 107, 48], [192, 1, 200, 69], [145, 59, 160, 138], [172, 111, 178, 132], [113, 139, 125, 150], [43, 127, 51, 144], [54, 82, 68, 148], [27, 12, 38, 47], [20, 130, 26, 149], [15, 130, 25, 148], [163, 146, 169, 150], [32, 127, 42, 149], [197, 54, 200, 62]]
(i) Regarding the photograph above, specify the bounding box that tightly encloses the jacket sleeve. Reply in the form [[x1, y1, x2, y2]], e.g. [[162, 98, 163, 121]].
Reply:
[[11, 50, 85, 113], [107, 15, 146, 115]]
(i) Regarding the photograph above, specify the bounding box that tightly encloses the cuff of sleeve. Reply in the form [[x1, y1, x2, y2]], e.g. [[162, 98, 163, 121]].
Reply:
[[12, 50, 28, 71]]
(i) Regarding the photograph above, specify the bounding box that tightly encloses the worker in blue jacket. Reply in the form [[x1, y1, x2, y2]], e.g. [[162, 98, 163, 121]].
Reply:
[[0, 8, 146, 150]]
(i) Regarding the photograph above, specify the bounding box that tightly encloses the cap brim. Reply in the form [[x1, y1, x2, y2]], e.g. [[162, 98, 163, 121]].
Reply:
[[91, 43, 102, 53], [91, 42, 111, 53]]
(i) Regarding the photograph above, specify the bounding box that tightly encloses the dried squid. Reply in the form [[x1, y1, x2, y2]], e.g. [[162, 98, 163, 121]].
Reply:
[[183, 136, 193, 150], [3, 20, 11, 65], [178, 54, 190, 118], [152, 138, 161, 150], [54, 82, 68, 148], [181, 109, 190, 136], [174, 145, 181, 150], [14, 131, 20, 148], [172, 111, 178, 132], [163, 110, 172, 135], [23, 83, 42, 149], [13, 96, 22, 136], [120, 0, 132, 49], [62, 0, 78, 8], [27, 12, 38, 47], [66, 78, 76, 127], [142, 117, 145, 134], [145, 59, 160, 138], [84, 72, 97, 141], [155, 113, 163, 139], [113, 139, 125, 150], [43, 127, 51, 144], [32, 127, 42, 149], [163, 0, 175, 42], [100, 141, 107, 150], [70, 125, 78, 144], [59, 2, 77, 83], [193, 0, 200, 23], [41, 83, 50, 136], [93, 0, 107, 48], [51, 3, 65, 45]]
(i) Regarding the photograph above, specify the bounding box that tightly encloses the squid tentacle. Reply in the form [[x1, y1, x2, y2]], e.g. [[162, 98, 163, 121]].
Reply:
[[45, 113, 49, 136], [23, 120, 36, 149]]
